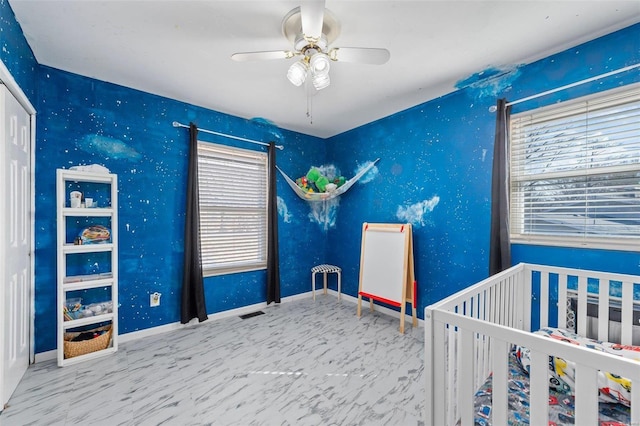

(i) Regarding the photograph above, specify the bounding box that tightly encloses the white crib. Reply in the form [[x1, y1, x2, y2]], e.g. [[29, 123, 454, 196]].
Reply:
[[425, 262, 640, 425]]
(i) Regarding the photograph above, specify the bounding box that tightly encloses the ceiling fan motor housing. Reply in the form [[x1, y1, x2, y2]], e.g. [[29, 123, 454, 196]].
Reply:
[[295, 33, 329, 53], [283, 6, 341, 52]]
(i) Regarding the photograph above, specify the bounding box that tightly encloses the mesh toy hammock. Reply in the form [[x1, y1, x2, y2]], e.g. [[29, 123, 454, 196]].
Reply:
[[277, 158, 380, 202]]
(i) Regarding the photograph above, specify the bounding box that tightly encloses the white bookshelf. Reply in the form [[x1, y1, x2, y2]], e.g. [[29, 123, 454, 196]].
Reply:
[[56, 169, 118, 366]]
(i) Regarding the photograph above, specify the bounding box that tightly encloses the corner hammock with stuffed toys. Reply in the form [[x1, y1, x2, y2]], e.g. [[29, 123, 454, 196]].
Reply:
[[277, 158, 380, 202]]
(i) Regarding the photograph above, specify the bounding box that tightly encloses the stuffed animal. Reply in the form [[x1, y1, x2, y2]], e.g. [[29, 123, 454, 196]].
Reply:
[[306, 167, 321, 183], [297, 166, 346, 193]]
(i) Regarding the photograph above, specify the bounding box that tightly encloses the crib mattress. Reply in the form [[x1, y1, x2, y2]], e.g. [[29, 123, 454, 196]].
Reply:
[[472, 353, 630, 426]]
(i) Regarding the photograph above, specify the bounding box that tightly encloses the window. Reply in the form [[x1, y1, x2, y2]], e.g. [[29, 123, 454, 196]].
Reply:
[[510, 84, 640, 250], [197, 142, 268, 275]]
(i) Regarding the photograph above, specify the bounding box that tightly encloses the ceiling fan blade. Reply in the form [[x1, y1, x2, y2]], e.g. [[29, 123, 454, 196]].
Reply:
[[329, 47, 391, 65], [231, 50, 296, 62], [300, 0, 325, 40]]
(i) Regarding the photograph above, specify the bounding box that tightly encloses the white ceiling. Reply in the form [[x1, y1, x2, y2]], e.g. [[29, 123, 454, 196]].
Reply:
[[8, 0, 640, 138]]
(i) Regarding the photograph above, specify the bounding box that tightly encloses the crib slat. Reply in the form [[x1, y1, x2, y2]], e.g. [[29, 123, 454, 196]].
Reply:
[[574, 364, 599, 425], [479, 290, 490, 386], [448, 325, 460, 424], [489, 285, 497, 325], [577, 275, 588, 336], [453, 326, 461, 424], [508, 275, 515, 327], [529, 350, 549, 426], [496, 281, 503, 325], [491, 339, 509, 426], [500, 279, 506, 324], [558, 273, 567, 330], [432, 321, 446, 426], [459, 329, 474, 426], [598, 278, 610, 342], [478, 289, 486, 322], [424, 311, 433, 426], [632, 372, 640, 426], [540, 272, 549, 328], [621, 281, 633, 345], [522, 268, 532, 331], [505, 278, 511, 325]]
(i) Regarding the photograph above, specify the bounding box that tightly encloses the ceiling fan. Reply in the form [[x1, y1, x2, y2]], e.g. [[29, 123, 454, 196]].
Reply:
[[231, 1, 390, 92]]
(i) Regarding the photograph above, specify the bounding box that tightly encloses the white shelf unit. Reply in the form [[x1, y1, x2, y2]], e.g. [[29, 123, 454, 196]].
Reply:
[[56, 169, 118, 366]]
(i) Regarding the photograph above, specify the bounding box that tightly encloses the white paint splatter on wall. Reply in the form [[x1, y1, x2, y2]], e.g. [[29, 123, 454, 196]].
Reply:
[[250, 117, 284, 142], [305, 164, 343, 230], [76, 134, 141, 161], [314, 164, 340, 181], [355, 161, 379, 184], [277, 196, 292, 223], [396, 196, 440, 227], [301, 161, 378, 230], [308, 197, 340, 231], [455, 65, 522, 100]]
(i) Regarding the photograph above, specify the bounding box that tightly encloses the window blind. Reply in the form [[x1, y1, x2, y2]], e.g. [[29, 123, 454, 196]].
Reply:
[[197, 142, 268, 275], [510, 84, 640, 249]]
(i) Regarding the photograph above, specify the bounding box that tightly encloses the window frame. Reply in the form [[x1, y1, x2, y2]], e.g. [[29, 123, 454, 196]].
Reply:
[[509, 83, 640, 251], [197, 141, 269, 277]]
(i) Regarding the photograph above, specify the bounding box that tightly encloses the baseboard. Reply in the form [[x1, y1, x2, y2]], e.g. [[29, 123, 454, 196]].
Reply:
[[33, 291, 314, 364]]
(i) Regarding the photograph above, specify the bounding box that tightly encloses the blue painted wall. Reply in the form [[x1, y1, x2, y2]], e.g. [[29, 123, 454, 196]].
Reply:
[[2, 0, 639, 355], [512, 245, 640, 276], [33, 67, 326, 353], [0, 0, 38, 102], [325, 23, 640, 318]]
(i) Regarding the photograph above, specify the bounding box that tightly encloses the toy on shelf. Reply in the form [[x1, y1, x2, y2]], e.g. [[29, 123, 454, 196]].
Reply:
[[63, 299, 114, 321], [79, 225, 111, 244]]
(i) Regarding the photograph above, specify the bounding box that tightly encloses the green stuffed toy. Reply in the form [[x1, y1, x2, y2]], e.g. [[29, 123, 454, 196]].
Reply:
[[306, 167, 321, 183], [299, 166, 346, 193]]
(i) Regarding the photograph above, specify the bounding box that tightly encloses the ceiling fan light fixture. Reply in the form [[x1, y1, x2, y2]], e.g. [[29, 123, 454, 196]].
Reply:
[[234, 4, 390, 97], [287, 60, 308, 86], [310, 52, 330, 75], [312, 72, 330, 90]]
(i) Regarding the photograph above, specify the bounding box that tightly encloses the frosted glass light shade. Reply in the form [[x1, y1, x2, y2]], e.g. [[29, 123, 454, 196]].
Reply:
[[310, 53, 330, 75], [312, 72, 330, 90], [287, 61, 308, 86]]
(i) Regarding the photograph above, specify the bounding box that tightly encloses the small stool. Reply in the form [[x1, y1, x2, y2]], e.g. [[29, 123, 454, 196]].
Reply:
[[311, 264, 342, 301]]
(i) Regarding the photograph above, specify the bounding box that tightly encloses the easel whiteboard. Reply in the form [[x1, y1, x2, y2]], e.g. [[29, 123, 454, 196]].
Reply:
[[359, 228, 406, 305], [357, 222, 417, 333]]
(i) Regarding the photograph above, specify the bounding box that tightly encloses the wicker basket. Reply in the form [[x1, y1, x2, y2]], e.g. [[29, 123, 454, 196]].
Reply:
[[63, 325, 112, 359]]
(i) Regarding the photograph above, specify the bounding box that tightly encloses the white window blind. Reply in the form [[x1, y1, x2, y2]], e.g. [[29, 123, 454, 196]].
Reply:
[[197, 142, 268, 275], [510, 83, 640, 250]]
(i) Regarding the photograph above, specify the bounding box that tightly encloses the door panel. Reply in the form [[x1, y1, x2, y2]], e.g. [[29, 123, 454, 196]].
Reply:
[[1, 84, 30, 409]]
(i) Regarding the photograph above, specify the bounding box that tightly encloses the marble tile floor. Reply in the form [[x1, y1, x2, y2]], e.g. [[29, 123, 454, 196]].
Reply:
[[0, 296, 425, 426]]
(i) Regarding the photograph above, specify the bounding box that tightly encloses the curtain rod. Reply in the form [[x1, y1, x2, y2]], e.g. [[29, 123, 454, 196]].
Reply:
[[506, 63, 639, 107], [172, 121, 284, 150]]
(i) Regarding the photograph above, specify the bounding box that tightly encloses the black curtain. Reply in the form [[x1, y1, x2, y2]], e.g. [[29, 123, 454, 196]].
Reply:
[[181, 123, 208, 323], [266, 142, 281, 304], [489, 99, 512, 276]]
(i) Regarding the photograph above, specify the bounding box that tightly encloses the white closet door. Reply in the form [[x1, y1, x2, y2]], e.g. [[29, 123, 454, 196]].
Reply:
[[1, 83, 31, 410]]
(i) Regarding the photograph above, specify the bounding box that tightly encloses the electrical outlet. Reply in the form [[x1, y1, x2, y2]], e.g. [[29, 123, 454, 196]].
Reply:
[[150, 292, 161, 307]]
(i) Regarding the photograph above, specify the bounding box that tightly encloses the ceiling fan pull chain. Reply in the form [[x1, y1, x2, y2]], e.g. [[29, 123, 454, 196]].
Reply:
[[307, 93, 313, 124]]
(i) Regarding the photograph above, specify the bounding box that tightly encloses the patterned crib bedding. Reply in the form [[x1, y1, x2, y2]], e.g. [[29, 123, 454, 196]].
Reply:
[[473, 327, 638, 426], [472, 354, 630, 425]]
